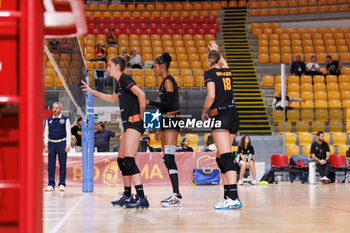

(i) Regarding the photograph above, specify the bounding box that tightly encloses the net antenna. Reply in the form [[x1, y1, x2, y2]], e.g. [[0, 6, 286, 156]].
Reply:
[[43, 0, 88, 120]]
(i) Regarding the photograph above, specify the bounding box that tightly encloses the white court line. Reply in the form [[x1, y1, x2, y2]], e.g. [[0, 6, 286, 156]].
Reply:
[[49, 196, 84, 233]]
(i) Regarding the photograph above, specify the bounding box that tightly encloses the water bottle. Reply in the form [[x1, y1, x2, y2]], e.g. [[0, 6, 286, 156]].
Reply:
[[335, 175, 339, 184], [309, 162, 316, 184], [94, 147, 97, 153]]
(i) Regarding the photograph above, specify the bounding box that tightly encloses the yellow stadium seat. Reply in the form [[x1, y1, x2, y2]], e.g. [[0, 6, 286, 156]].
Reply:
[[263, 76, 274, 87], [328, 91, 340, 100], [314, 83, 326, 91], [301, 83, 313, 92], [270, 54, 280, 63], [296, 121, 310, 132], [329, 120, 343, 132], [329, 100, 342, 108], [185, 133, 199, 146], [285, 132, 297, 145], [287, 145, 300, 156], [340, 82, 350, 91], [302, 145, 311, 156], [332, 132, 347, 145], [301, 109, 314, 121], [312, 121, 326, 133], [340, 54, 350, 62], [169, 62, 178, 69], [179, 61, 190, 69], [287, 110, 300, 122], [329, 109, 342, 121], [183, 76, 194, 87], [144, 75, 156, 87], [315, 109, 328, 121], [44, 70, 54, 87], [315, 100, 328, 108], [342, 90, 350, 100], [259, 53, 269, 63], [278, 122, 292, 132], [273, 110, 284, 122], [337, 145, 348, 156], [299, 132, 313, 146], [301, 91, 313, 100]]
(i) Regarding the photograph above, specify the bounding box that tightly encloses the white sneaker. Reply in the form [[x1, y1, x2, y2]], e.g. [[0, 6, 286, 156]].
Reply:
[[214, 199, 229, 210], [320, 176, 327, 181], [238, 180, 243, 185], [45, 186, 54, 191], [59, 185, 65, 191], [251, 179, 257, 185], [214, 198, 243, 210]]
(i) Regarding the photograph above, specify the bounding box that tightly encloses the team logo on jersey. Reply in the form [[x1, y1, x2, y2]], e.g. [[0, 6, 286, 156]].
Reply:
[[60, 119, 65, 124], [143, 110, 161, 129]]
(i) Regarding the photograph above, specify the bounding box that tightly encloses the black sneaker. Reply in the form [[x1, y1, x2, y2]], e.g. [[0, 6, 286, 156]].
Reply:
[[111, 193, 133, 207], [124, 195, 149, 209]]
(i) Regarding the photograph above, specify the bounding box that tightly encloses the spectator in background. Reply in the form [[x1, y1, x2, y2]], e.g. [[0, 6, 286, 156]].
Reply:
[[204, 135, 217, 152], [142, 136, 154, 152], [129, 49, 143, 69], [326, 55, 342, 76], [272, 90, 305, 112], [306, 55, 323, 76], [49, 39, 60, 54], [91, 44, 107, 63], [120, 48, 130, 64], [290, 55, 306, 76], [94, 62, 107, 92], [237, 135, 257, 185], [94, 122, 120, 152], [177, 138, 194, 152], [310, 131, 331, 184], [71, 117, 82, 147], [69, 135, 81, 153], [60, 38, 73, 54], [106, 28, 118, 46]]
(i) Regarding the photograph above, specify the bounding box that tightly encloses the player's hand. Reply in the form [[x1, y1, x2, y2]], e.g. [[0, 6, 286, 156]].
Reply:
[[201, 112, 209, 122], [65, 147, 70, 153], [81, 80, 93, 93], [208, 41, 219, 51], [44, 146, 48, 154], [115, 132, 122, 137], [146, 100, 150, 105]]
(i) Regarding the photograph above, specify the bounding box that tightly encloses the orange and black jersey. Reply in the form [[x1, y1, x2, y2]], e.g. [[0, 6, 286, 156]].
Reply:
[[204, 68, 235, 109], [114, 73, 140, 123], [149, 75, 180, 114]]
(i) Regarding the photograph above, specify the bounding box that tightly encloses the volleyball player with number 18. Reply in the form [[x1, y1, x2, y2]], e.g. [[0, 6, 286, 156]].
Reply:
[[201, 41, 242, 210]]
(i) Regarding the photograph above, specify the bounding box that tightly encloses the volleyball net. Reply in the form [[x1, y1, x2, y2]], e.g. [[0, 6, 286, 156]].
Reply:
[[44, 37, 87, 119]]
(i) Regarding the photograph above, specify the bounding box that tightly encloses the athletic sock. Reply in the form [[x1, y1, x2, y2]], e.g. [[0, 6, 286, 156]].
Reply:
[[228, 184, 238, 200], [224, 185, 229, 199], [170, 174, 180, 194], [124, 186, 131, 197], [135, 185, 145, 198]]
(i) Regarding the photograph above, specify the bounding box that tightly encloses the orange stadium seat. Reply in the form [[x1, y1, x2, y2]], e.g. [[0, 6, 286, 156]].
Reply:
[[296, 121, 310, 132], [301, 109, 314, 121], [312, 121, 326, 133], [315, 109, 328, 121]]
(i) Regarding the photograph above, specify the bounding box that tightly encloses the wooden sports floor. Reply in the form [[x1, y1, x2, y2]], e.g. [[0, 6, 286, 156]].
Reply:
[[44, 184, 350, 233]]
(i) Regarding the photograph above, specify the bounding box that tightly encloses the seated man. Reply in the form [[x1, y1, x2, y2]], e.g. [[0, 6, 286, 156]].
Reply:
[[326, 55, 342, 76], [272, 90, 304, 112], [310, 131, 331, 184], [290, 55, 306, 76], [305, 55, 323, 76]]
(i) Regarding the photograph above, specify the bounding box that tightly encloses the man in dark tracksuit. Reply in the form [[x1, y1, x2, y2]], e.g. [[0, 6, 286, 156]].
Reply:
[[44, 102, 71, 191]]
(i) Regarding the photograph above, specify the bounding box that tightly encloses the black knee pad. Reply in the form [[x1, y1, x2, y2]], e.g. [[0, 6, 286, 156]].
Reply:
[[163, 154, 178, 174], [216, 157, 225, 174], [117, 157, 129, 176], [123, 157, 140, 175], [220, 152, 236, 172]]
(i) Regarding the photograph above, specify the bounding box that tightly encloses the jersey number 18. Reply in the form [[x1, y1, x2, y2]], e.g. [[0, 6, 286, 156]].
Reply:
[[222, 77, 231, 91]]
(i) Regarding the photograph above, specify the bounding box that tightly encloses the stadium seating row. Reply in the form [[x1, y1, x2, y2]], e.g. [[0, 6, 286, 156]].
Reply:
[[263, 74, 350, 86], [85, 1, 245, 12], [275, 118, 346, 133], [273, 108, 345, 122], [249, 5, 350, 16], [87, 16, 217, 25], [85, 10, 220, 19], [249, 0, 349, 8], [284, 132, 349, 146]]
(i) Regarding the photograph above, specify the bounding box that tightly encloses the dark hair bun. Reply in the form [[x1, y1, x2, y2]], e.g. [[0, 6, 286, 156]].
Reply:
[[162, 52, 172, 63]]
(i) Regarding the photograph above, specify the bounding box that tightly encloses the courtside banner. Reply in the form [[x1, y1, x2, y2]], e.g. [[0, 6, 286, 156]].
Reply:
[[43, 152, 219, 187]]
